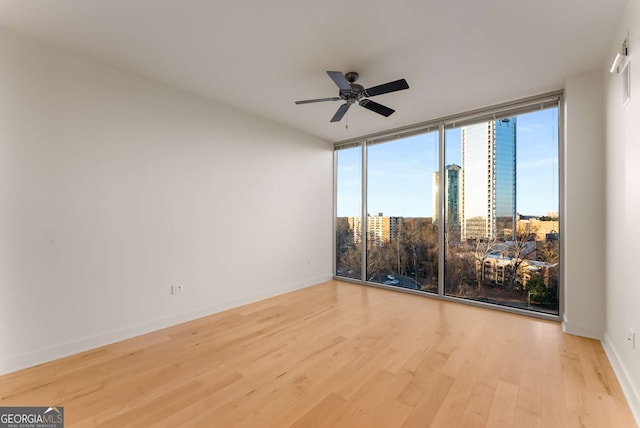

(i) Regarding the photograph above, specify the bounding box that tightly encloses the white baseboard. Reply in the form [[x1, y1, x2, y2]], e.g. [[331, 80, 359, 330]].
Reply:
[[0, 274, 333, 376], [602, 333, 640, 426], [562, 314, 604, 340]]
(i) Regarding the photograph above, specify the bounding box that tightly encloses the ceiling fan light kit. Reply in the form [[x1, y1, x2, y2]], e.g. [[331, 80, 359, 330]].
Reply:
[[295, 71, 410, 122]]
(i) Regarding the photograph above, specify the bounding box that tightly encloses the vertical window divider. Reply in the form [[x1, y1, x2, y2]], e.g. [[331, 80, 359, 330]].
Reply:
[[438, 124, 446, 296], [361, 141, 368, 282], [332, 148, 338, 278], [557, 98, 565, 324]]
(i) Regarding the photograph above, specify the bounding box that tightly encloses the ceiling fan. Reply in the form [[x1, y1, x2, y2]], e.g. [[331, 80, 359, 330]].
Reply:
[[295, 71, 410, 122]]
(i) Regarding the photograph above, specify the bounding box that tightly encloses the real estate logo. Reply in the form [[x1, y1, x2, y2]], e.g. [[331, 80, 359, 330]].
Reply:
[[0, 407, 64, 428]]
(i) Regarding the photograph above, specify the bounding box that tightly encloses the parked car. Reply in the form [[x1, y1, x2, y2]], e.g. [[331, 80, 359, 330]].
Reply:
[[376, 273, 421, 290]]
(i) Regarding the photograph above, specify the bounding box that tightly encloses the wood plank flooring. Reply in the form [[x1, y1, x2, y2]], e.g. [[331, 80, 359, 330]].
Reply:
[[0, 280, 636, 427]]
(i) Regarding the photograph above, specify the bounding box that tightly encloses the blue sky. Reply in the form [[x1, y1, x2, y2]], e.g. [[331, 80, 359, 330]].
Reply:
[[337, 107, 559, 217]]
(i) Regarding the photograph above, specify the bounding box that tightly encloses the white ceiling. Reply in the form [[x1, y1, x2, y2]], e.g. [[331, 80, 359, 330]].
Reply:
[[0, 0, 628, 142]]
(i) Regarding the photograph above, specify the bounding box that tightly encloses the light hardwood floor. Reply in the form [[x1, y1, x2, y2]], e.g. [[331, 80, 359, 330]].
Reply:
[[0, 280, 636, 427]]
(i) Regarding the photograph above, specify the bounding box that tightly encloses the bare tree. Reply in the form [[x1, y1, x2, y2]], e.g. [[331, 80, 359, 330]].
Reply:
[[444, 240, 475, 294], [505, 224, 538, 290], [402, 219, 423, 283], [474, 237, 498, 290], [338, 245, 362, 279], [365, 231, 385, 281], [537, 240, 559, 264]]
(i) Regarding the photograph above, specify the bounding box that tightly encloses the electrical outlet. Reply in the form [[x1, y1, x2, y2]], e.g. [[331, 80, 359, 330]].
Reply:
[[171, 284, 184, 295], [628, 329, 636, 349]]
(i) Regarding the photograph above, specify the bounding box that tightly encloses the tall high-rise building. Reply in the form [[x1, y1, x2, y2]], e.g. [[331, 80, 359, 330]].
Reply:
[[348, 213, 403, 246], [461, 118, 516, 240], [433, 164, 462, 233]]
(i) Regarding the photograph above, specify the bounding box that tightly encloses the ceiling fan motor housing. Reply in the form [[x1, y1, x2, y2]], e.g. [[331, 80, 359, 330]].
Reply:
[[341, 83, 365, 103]]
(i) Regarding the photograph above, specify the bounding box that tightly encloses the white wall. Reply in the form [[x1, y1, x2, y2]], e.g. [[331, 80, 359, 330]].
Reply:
[[0, 29, 333, 375], [563, 70, 606, 340], [603, 0, 640, 421]]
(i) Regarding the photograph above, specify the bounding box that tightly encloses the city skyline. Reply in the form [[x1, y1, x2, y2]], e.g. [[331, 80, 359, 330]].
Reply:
[[336, 107, 559, 218]]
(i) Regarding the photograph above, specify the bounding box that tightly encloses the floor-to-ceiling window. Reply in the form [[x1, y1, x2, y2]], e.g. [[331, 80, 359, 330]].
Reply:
[[444, 107, 559, 315], [365, 132, 439, 293], [335, 144, 362, 280], [335, 93, 561, 317]]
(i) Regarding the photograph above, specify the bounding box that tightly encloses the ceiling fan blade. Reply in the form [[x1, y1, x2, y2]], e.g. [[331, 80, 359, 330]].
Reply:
[[364, 79, 409, 97], [327, 71, 352, 90], [330, 103, 351, 122], [295, 97, 341, 104], [359, 99, 395, 117]]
